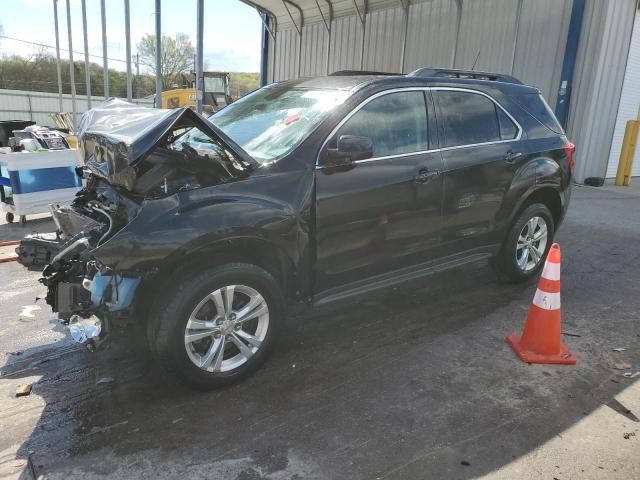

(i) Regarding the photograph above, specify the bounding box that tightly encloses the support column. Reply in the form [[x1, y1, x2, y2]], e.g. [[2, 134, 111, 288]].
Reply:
[[53, 0, 63, 112], [81, 0, 91, 108], [65, 0, 77, 126]]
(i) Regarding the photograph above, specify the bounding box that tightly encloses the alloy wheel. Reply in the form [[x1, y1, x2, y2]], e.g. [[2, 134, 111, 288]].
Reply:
[[184, 284, 269, 373], [515, 216, 548, 272]]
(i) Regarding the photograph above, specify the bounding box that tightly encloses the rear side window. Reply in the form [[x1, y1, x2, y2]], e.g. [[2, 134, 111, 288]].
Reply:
[[515, 94, 564, 134], [497, 108, 518, 140], [337, 91, 428, 157], [434, 91, 505, 147]]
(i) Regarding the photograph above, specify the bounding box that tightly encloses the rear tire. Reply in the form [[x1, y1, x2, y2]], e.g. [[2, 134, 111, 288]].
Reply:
[[150, 263, 284, 390], [492, 203, 555, 283]]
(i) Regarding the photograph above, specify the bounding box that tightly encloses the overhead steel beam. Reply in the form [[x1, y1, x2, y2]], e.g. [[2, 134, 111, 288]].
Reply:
[[100, 0, 109, 98], [155, 0, 162, 108], [351, 0, 365, 25], [125, 0, 133, 101], [53, 0, 63, 112], [195, 0, 204, 112], [257, 8, 276, 40], [81, 0, 91, 109], [65, 0, 77, 126], [281, 0, 302, 34], [314, 0, 330, 32]]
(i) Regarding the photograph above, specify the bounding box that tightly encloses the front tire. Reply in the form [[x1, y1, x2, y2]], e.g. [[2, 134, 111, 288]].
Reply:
[[151, 263, 284, 390], [493, 203, 555, 283]]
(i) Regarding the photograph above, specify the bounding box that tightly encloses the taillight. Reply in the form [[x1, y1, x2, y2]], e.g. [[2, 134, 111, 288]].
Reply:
[[564, 141, 575, 170]]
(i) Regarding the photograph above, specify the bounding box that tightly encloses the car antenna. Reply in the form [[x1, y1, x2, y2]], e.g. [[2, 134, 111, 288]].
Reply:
[[471, 50, 481, 71]]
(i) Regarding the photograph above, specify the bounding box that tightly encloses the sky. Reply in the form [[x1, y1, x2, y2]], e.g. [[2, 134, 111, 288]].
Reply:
[[0, 0, 263, 72]]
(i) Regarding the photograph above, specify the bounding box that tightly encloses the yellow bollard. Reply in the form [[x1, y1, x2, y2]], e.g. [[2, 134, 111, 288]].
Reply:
[[615, 120, 639, 186]]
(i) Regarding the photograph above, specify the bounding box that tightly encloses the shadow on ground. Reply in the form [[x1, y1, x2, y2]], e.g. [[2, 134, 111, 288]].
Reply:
[[2, 186, 639, 479]]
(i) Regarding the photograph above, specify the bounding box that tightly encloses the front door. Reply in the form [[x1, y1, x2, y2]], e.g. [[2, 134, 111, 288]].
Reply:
[[432, 89, 523, 254], [315, 90, 444, 292]]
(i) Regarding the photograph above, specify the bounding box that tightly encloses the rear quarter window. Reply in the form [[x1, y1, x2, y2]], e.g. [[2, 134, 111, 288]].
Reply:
[[515, 94, 564, 134]]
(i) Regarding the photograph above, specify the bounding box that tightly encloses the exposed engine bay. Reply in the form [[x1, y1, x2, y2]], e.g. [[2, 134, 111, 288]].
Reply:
[[17, 99, 255, 349]]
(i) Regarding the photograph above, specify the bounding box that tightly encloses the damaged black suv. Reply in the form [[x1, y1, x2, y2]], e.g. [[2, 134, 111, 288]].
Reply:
[[19, 69, 573, 388]]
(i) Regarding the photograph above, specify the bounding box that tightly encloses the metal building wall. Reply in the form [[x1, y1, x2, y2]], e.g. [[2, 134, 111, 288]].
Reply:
[[454, 0, 519, 72], [566, 0, 637, 182], [328, 15, 364, 74], [0, 89, 152, 127], [268, 0, 572, 103], [263, 0, 638, 182], [403, 0, 458, 71], [363, 7, 405, 72], [606, 8, 640, 178], [512, 0, 572, 108], [300, 22, 329, 76]]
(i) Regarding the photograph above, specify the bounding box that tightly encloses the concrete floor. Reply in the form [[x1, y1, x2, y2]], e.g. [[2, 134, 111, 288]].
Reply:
[[0, 185, 639, 479]]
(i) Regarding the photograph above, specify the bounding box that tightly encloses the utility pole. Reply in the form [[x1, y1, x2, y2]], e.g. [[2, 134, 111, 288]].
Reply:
[[155, 0, 162, 108], [53, 0, 63, 112], [66, 0, 77, 126], [195, 0, 204, 113], [124, 0, 133, 101], [101, 0, 109, 99], [81, 0, 91, 109]]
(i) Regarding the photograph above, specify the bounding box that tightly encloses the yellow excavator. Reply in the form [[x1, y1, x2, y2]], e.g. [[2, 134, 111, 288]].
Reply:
[[160, 71, 233, 112]]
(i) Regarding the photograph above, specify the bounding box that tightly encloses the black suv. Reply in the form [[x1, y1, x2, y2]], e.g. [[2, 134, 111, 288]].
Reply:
[[20, 68, 573, 388]]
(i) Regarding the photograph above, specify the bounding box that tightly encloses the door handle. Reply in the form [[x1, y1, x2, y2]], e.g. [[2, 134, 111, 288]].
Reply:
[[505, 151, 523, 163], [414, 168, 439, 183]]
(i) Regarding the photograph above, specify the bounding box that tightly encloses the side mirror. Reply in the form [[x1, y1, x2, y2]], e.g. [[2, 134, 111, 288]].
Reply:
[[325, 135, 373, 166]]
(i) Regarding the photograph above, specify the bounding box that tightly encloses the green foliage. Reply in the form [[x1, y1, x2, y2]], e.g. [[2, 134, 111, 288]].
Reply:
[[229, 72, 260, 99], [136, 33, 196, 89], [0, 51, 259, 101]]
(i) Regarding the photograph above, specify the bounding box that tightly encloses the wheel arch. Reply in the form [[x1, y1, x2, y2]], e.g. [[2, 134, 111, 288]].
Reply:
[[514, 185, 563, 227], [135, 235, 303, 324]]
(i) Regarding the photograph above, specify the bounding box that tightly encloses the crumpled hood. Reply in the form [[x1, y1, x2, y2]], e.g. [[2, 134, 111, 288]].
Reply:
[[76, 99, 256, 190]]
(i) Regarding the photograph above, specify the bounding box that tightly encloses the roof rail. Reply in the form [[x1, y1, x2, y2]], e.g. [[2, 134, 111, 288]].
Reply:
[[330, 70, 403, 77], [408, 68, 523, 85]]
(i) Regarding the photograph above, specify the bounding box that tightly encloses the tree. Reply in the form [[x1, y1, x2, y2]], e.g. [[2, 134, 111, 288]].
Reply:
[[136, 33, 195, 89]]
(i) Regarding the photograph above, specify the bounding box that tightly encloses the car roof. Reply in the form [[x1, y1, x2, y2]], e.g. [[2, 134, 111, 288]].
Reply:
[[271, 70, 540, 95]]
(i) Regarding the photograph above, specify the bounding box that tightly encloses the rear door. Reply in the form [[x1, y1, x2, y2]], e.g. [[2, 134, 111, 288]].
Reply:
[[432, 88, 523, 253], [315, 89, 444, 292]]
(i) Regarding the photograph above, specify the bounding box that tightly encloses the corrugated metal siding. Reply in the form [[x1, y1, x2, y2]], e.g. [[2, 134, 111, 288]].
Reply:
[[606, 8, 640, 178], [273, 28, 300, 81], [567, 0, 636, 182], [363, 6, 405, 72], [0, 89, 152, 127], [301, 22, 329, 76], [512, 0, 572, 106], [454, 0, 518, 72], [263, 0, 637, 184], [404, 0, 458, 72], [328, 15, 364, 73]]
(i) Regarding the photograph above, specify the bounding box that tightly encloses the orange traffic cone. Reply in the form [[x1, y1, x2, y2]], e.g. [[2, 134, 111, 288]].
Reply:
[[506, 243, 576, 365]]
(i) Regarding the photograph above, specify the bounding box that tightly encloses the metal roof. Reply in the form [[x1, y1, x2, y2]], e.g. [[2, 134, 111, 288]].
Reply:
[[241, 0, 406, 32]]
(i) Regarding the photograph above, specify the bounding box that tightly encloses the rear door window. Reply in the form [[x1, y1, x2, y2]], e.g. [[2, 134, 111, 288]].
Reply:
[[434, 91, 503, 147], [336, 91, 428, 158], [497, 107, 518, 140]]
